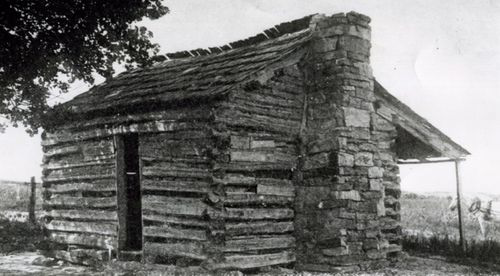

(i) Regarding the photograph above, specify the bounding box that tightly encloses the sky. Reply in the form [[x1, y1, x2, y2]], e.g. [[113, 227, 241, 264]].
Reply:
[[1, 0, 499, 196]]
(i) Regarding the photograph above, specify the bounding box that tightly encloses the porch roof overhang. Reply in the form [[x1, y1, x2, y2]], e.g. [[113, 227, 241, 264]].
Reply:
[[373, 80, 470, 164]]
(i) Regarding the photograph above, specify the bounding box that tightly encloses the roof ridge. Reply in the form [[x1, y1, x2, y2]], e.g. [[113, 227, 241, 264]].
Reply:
[[158, 14, 316, 61]]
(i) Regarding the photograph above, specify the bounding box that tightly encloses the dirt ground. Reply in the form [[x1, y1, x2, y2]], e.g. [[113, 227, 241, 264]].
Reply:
[[0, 252, 499, 276]]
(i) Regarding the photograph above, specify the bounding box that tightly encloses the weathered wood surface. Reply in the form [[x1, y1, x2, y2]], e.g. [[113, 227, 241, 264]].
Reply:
[[214, 162, 294, 172], [44, 195, 116, 209], [144, 242, 207, 260], [256, 182, 295, 197], [49, 232, 116, 249], [144, 226, 207, 241], [142, 212, 209, 228], [46, 220, 117, 235], [142, 179, 210, 194], [42, 121, 210, 146], [224, 193, 293, 206], [43, 145, 80, 158], [47, 181, 115, 194], [230, 150, 296, 163], [215, 174, 293, 186], [212, 250, 295, 269], [225, 208, 294, 220], [58, 107, 213, 131], [42, 174, 115, 184], [143, 196, 214, 217], [46, 209, 117, 221], [216, 110, 300, 135], [50, 249, 109, 265], [225, 221, 294, 236], [223, 235, 295, 252], [221, 100, 302, 122], [142, 166, 210, 179], [44, 164, 115, 180], [42, 160, 115, 171], [55, 29, 310, 117]]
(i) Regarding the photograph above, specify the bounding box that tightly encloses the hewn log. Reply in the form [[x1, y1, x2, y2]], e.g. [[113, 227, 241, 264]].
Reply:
[[143, 196, 213, 217], [142, 167, 211, 179], [47, 181, 115, 194], [257, 183, 295, 197], [212, 250, 295, 269], [43, 145, 80, 158], [221, 100, 302, 121], [225, 208, 294, 220], [42, 160, 115, 170], [230, 150, 296, 163], [213, 174, 256, 186], [59, 107, 213, 131], [44, 164, 115, 180], [42, 121, 209, 146], [42, 174, 115, 184], [49, 232, 117, 249], [140, 142, 208, 158], [142, 212, 208, 228], [44, 195, 116, 209], [142, 179, 210, 194], [231, 91, 302, 110], [46, 209, 117, 221], [81, 139, 115, 160], [214, 174, 293, 186], [214, 162, 294, 172], [225, 221, 294, 236], [46, 220, 117, 235], [224, 193, 293, 206], [215, 112, 299, 135], [144, 226, 207, 241], [224, 236, 295, 252], [141, 156, 210, 164], [144, 241, 207, 260], [50, 249, 109, 265]]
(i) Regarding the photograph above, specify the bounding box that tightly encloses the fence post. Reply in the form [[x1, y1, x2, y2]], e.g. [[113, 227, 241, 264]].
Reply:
[[28, 176, 36, 224], [454, 160, 466, 253]]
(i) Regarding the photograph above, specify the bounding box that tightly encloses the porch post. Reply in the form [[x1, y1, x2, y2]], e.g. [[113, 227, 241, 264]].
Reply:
[[454, 159, 466, 253]]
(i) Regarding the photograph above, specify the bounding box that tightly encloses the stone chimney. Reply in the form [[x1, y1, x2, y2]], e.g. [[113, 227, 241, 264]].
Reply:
[[294, 12, 400, 272]]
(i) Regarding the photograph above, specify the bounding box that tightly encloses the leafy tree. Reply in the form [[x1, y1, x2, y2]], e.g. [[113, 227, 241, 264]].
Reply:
[[0, 0, 169, 134]]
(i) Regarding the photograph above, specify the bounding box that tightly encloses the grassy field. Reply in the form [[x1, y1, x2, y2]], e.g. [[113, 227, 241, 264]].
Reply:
[[401, 192, 500, 264], [0, 180, 43, 211], [401, 192, 500, 240]]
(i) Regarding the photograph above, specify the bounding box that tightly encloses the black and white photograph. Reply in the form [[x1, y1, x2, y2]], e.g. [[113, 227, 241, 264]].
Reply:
[[0, 0, 499, 275]]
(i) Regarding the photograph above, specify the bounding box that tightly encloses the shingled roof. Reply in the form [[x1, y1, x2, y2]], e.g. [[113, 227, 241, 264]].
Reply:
[[56, 13, 469, 159], [62, 15, 315, 115]]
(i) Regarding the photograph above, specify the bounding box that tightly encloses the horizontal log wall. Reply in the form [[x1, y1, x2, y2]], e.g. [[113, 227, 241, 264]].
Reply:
[[213, 63, 304, 269], [42, 108, 215, 265], [42, 135, 117, 260], [139, 131, 213, 266]]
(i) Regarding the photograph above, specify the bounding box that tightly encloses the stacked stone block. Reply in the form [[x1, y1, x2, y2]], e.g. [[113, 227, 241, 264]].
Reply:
[[294, 12, 401, 272]]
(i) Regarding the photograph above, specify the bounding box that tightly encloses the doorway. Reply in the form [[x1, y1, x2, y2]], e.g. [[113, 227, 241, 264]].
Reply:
[[115, 134, 142, 253]]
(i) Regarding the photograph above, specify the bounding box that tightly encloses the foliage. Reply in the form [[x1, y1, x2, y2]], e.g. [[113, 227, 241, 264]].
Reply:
[[401, 193, 500, 265], [0, 219, 44, 254], [0, 0, 169, 134]]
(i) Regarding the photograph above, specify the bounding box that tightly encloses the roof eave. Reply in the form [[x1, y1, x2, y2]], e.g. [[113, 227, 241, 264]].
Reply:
[[374, 80, 470, 159]]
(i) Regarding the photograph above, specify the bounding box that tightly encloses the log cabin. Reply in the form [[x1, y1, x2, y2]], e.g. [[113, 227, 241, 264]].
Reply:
[[40, 11, 470, 272]]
